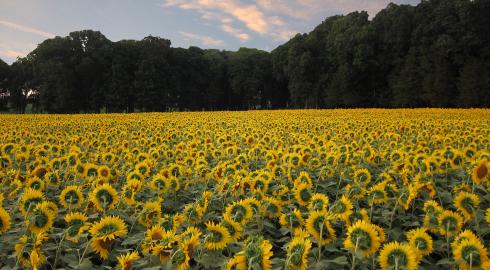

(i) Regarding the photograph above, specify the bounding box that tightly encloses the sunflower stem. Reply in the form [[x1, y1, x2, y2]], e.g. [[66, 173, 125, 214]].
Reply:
[[318, 222, 324, 262], [351, 237, 360, 270], [53, 230, 67, 269], [78, 238, 91, 265], [389, 194, 402, 229]]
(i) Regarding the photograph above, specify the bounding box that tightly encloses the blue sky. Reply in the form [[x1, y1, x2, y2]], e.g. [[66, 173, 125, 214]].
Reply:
[[0, 0, 420, 64]]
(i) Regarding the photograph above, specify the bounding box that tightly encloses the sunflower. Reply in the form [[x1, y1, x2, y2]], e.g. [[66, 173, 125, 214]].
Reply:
[[345, 183, 366, 201], [261, 196, 283, 219], [64, 212, 90, 243], [98, 165, 111, 182], [438, 210, 464, 237], [26, 201, 56, 233], [0, 207, 11, 234], [353, 168, 371, 185], [453, 238, 489, 270], [26, 177, 45, 191], [142, 225, 177, 261], [122, 179, 142, 205], [224, 200, 253, 225], [406, 228, 433, 258], [222, 220, 243, 242], [205, 221, 231, 250], [150, 174, 168, 194], [330, 195, 353, 222], [379, 242, 419, 270], [368, 184, 388, 205], [89, 183, 119, 212], [347, 208, 370, 226], [308, 193, 329, 212], [172, 246, 190, 270], [179, 226, 202, 256], [306, 210, 336, 245], [117, 251, 140, 270], [344, 220, 381, 257], [89, 216, 128, 260], [14, 232, 48, 269], [287, 237, 312, 270], [19, 188, 45, 215], [454, 192, 480, 222], [241, 236, 273, 270], [471, 159, 489, 185], [85, 163, 99, 178], [279, 208, 305, 231], [138, 201, 162, 227], [59, 185, 84, 209], [226, 255, 247, 270], [294, 182, 312, 206], [486, 208, 490, 226]]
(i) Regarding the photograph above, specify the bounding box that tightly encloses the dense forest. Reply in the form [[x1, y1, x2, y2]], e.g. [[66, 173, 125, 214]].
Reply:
[[0, 0, 489, 113]]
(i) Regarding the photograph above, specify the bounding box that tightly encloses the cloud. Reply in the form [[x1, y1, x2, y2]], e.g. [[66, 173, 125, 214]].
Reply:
[[221, 24, 249, 42], [163, 0, 299, 42], [0, 20, 56, 38], [0, 49, 24, 60], [179, 31, 224, 46]]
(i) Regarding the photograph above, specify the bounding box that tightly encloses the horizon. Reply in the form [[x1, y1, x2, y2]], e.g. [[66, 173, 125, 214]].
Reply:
[[0, 0, 420, 64]]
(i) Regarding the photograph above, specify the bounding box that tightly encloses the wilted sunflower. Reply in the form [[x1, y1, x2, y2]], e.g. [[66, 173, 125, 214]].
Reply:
[[453, 238, 489, 270], [89, 183, 119, 212], [14, 232, 48, 269], [379, 242, 419, 270], [406, 228, 433, 259], [471, 159, 489, 185], [306, 210, 336, 245], [454, 192, 480, 222], [344, 220, 381, 257], [117, 251, 140, 270], [64, 212, 90, 243], [0, 207, 11, 234], [286, 237, 312, 270], [205, 221, 231, 250], [89, 216, 128, 260], [59, 185, 84, 209]]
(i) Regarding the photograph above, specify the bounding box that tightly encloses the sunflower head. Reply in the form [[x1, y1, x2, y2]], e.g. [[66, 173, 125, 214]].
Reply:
[[454, 192, 480, 222], [89, 216, 128, 259], [453, 238, 489, 269], [0, 207, 11, 234], [26, 201, 56, 233], [406, 228, 433, 258], [306, 210, 336, 245], [294, 182, 312, 206], [64, 212, 90, 243], [205, 221, 231, 250], [379, 242, 419, 270], [438, 210, 463, 237], [117, 251, 140, 270], [60, 185, 84, 209], [344, 220, 381, 257], [287, 237, 312, 270], [242, 235, 273, 270], [89, 183, 119, 212], [19, 188, 45, 215]]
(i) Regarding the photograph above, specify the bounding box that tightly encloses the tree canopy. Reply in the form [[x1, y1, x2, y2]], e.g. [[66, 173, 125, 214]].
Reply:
[[1, 0, 489, 113]]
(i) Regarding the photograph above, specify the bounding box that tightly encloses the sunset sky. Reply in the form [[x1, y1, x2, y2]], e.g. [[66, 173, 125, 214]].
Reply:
[[0, 0, 420, 64]]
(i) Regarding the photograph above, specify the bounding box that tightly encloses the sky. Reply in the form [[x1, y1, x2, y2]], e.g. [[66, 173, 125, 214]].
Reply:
[[0, 0, 420, 64]]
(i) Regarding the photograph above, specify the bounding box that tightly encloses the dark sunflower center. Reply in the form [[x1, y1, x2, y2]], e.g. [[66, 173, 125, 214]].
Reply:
[[34, 212, 48, 228], [98, 223, 118, 236], [476, 165, 488, 179], [415, 237, 428, 251], [231, 205, 246, 223], [65, 190, 80, 204]]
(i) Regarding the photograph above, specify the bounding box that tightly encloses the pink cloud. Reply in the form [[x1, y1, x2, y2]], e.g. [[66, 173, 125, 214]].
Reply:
[[221, 24, 249, 42], [0, 20, 56, 38]]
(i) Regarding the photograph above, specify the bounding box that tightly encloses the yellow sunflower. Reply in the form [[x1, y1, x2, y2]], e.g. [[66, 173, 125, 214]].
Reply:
[[150, 174, 168, 194], [379, 242, 419, 270], [205, 221, 231, 250], [89, 216, 128, 260], [406, 228, 433, 259], [14, 232, 48, 269], [26, 201, 56, 233], [224, 200, 253, 225], [454, 192, 480, 222], [453, 238, 489, 270], [353, 168, 371, 185], [242, 236, 273, 270], [142, 225, 178, 261], [287, 237, 312, 270], [330, 195, 353, 222], [97, 165, 111, 182], [117, 251, 140, 270], [222, 220, 243, 242], [19, 188, 45, 215], [343, 220, 381, 257], [294, 182, 312, 206], [438, 210, 464, 237], [26, 177, 45, 191], [172, 246, 190, 270], [0, 207, 11, 234], [279, 208, 305, 231], [308, 193, 329, 212], [226, 255, 247, 270], [89, 183, 119, 212], [261, 197, 283, 219], [59, 185, 84, 209], [306, 210, 336, 245], [64, 212, 90, 243], [122, 179, 142, 205]]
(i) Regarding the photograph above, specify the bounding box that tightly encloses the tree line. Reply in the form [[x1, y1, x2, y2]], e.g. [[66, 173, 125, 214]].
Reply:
[[0, 0, 489, 113]]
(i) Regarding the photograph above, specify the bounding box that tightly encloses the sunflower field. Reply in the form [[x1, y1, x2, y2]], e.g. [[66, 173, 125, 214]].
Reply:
[[0, 109, 490, 270]]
